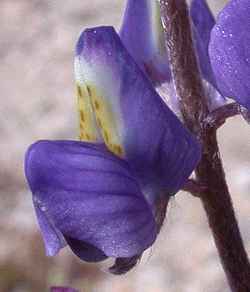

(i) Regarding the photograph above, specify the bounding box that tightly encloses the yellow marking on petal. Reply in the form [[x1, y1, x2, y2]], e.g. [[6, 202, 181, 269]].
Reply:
[[94, 100, 100, 110], [79, 133, 85, 140], [104, 130, 109, 143], [114, 145, 123, 156], [77, 85, 83, 98], [76, 83, 100, 142], [80, 110, 85, 122], [86, 84, 124, 158], [96, 117, 102, 128], [86, 85, 92, 97]]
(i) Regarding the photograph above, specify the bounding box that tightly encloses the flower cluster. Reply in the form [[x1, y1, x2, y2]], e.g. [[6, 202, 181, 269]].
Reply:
[[25, 0, 250, 275]]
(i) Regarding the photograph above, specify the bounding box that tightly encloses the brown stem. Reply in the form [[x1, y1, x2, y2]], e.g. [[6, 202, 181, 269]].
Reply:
[[197, 128, 250, 291], [205, 103, 241, 129], [182, 179, 207, 197], [160, 1, 250, 291], [160, 0, 209, 138]]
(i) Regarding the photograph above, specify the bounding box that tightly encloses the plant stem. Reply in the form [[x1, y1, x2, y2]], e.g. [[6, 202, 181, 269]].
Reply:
[[205, 103, 241, 129], [159, 1, 250, 291], [182, 179, 207, 196]]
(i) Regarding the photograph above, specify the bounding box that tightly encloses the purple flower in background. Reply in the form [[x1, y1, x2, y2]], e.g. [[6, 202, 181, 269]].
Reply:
[[51, 287, 78, 292], [119, 0, 226, 113], [189, 0, 227, 111], [186, 0, 250, 113], [209, 0, 250, 111], [190, 0, 218, 89], [119, 0, 216, 89], [119, 0, 171, 85]]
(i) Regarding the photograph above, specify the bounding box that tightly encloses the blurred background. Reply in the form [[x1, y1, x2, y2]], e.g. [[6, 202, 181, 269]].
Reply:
[[1, 0, 250, 291]]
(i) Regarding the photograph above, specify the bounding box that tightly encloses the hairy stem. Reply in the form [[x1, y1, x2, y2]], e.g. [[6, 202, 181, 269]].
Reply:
[[182, 179, 207, 197], [160, 0, 250, 291], [205, 103, 241, 129]]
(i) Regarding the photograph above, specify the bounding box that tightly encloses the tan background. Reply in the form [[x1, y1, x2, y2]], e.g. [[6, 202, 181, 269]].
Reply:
[[1, 0, 250, 291]]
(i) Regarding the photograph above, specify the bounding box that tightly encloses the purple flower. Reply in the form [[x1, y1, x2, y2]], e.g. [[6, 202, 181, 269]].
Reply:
[[189, 0, 227, 111], [74, 27, 200, 194], [50, 287, 78, 292], [209, 0, 250, 111], [119, 0, 171, 85], [120, 0, 226, 113], [25, 5, 202, 273], [26, 141, 157, 261], [190, 0, 218, 89], [119, 0, 216, 88]]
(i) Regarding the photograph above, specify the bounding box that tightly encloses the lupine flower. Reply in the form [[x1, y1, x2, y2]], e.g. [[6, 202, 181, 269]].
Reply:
[[209, 0, 250, 111], [25, 4, 202, 274]]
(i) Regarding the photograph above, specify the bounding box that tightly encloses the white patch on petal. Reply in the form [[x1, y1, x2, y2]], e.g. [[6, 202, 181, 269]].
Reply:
[[76, 56, 125, 157]]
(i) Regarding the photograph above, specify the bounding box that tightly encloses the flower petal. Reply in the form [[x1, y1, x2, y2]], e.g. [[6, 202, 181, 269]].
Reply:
[[119, 0, 170, 85], [191, 0, 215, 54], [75, 26, 201, 194], [64, 236, 107, 262], [209, 0, 250, 110], [51, 288, 78, 292], [75, 78, 102, 143], [33, 204, 66, 256], [202, 79, 226, 112], [190, 0, 218, 89], [109, 255, 141, 275], [25, 140, 157, 259]]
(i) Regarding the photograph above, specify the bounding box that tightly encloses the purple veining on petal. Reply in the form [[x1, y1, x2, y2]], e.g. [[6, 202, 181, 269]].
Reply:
[[25, 140, 157, 259]]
